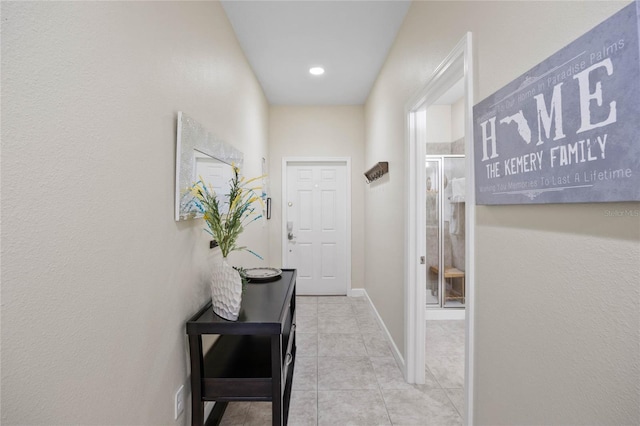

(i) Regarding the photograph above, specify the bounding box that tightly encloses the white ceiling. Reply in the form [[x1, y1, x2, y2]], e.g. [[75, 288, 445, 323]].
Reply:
[[221, 1, 411, 105]]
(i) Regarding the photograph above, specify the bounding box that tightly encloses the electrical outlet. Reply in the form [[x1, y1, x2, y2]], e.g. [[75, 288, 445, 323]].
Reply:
[[174, 385, 184, 420]]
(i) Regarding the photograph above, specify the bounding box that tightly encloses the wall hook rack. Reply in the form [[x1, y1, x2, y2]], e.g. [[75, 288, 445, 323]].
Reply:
[[364, 162, 389, 183]]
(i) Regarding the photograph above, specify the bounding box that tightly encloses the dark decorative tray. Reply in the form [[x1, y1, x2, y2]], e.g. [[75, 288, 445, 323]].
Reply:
[[244, 267, 283, 283]]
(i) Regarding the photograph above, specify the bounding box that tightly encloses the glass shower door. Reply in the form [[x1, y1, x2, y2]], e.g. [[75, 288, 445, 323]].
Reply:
[[425, 156, 466, 308], [442, 157, 466, 307], [425, 159, 440, 306]]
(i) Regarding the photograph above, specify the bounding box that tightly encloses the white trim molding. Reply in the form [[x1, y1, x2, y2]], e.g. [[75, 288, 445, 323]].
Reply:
[[462, 32, 476, 426], [404, 33, 475, 425], [349, 288, 366, 298], [281, 157, 352, 296], [425, 308, 466, 321], [360, 289, 405, 371]]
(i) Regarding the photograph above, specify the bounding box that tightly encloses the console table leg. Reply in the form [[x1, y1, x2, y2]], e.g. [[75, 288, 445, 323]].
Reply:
[[207, 401, 228, 426], [271, 335, 283, 426], [189, 335, 204, 426]]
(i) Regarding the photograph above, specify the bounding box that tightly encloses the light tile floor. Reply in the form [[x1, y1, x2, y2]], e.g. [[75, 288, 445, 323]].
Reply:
[[220, 296, 464, 426]]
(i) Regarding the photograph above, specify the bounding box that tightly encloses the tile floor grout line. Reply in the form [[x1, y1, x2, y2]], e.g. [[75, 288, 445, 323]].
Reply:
[[443, 388, 464, 419], [425, 362, 444, 390], [426, 319, 466, 424], [373, 342, 394, 424], [363, 299, 394, 426], [294, 296, 464, 426]]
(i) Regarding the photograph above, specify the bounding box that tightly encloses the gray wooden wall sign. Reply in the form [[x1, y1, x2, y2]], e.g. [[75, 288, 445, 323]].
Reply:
[[473, 1, 640, 205]]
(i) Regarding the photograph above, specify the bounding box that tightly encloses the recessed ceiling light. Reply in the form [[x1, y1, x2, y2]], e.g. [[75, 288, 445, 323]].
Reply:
[[309, 67, 325, 76]]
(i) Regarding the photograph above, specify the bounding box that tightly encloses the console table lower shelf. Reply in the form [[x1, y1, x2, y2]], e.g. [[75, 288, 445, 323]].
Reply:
[[198, 334, 296, 425], [186, 269, 297, 426]]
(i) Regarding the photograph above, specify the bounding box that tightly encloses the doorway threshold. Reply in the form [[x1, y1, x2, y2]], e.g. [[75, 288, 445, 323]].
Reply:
[[425, 308, 465, 320]]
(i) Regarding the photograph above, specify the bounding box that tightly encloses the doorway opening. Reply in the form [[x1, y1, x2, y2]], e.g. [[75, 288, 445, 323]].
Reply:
[[404, 33, 475, 424]]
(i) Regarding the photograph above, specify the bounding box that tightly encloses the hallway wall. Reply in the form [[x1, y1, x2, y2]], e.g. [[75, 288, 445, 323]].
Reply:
[[268, 106, 366, 291], [1, 2, 268, 424], [365, 1, 639, 424]]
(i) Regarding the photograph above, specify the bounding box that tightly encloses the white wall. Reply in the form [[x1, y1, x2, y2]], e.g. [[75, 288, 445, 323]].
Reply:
[[268, 106, 365, 290], [425, 105, 452, 143], [365, 1, 639, 424], [451, 97, 465, 142], [1, 2, 268, 424]]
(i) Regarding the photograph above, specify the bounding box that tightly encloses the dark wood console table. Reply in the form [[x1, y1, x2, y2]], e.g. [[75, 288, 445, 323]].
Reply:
[[186, 269, 297, 426]]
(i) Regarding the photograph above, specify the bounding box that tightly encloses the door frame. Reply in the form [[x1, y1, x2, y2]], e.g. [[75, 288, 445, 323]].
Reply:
[[281, 157, 352, 295], [404, 33, 475, 424]]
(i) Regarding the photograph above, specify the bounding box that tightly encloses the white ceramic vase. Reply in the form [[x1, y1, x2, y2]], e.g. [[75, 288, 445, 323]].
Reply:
[[210, 257, 242, 321]]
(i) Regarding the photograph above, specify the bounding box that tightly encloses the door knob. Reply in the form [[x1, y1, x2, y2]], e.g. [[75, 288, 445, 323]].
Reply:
[[287, 221, 294, 240]]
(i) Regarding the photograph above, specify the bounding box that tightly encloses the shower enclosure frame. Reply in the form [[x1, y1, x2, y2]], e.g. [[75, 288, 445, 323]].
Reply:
[[425, 154, 465, 309]]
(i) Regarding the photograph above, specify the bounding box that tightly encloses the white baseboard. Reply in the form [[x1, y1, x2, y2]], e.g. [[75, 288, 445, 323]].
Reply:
[[360, 289, 405, 371], [349, 288, 366, 297], [425, 308, 465, 320]]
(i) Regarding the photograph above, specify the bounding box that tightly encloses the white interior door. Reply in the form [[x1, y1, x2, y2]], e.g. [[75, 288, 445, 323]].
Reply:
[[195, 154, 233, 212], [284, 161, 348, 295]]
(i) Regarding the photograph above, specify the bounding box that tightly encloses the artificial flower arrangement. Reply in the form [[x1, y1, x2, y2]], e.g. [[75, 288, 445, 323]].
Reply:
[[188, 165, 264, 320], [189, 165, 264, 259]]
